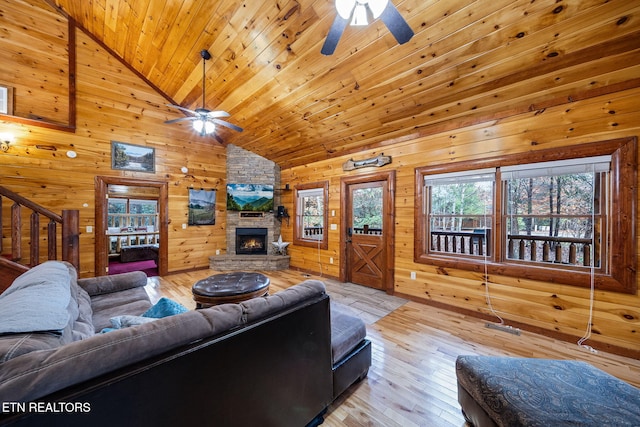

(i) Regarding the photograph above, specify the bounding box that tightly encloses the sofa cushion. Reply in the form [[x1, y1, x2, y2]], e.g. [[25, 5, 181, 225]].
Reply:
[[78, 271, 148, 296], [330, 302, 367, 364], [239, 279, 326, 323], [0, 261, 71, 334], [101, 298, 189, 332], [90, 286, 152, 332]]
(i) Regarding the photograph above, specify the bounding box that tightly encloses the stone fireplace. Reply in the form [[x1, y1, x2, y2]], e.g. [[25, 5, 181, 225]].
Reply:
[[209, 144, 290, 271]]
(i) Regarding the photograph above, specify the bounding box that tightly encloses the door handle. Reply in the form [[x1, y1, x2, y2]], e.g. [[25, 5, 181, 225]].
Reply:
[[346, 227, 352, 243]]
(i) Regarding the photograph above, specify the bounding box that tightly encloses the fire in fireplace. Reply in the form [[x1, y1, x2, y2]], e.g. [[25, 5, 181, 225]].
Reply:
[[236, 228, 268, 255]]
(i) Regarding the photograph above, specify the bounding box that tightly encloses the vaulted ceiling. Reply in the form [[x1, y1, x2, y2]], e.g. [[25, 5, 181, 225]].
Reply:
[[48, 0, 640, 168]]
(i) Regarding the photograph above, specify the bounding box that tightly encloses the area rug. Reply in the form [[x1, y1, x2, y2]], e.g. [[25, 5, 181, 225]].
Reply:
[[108, 259, 158, 277], [321, 278, 407, 324]]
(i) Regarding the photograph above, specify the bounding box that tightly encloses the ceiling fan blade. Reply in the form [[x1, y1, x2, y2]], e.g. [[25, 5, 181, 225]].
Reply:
[[321, 15, 349, 55], [164, 116, 197, 124], [206, 110, 231, 118], [166, 104, 198, 115], [379, 2, 414, 45], [212, 119, 243, 133]]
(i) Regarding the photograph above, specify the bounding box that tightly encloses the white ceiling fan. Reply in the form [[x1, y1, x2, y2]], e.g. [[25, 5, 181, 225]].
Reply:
[[321, 0, 414, 55], [165, 49, 243, 138]]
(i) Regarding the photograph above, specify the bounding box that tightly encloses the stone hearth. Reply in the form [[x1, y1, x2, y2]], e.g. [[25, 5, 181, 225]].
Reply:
[[209, 254, 290, 271]]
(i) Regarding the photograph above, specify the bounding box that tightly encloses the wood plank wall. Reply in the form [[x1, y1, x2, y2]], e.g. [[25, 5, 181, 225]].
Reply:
[[0, 0, 227, 277], [280, 87, 640, 356]]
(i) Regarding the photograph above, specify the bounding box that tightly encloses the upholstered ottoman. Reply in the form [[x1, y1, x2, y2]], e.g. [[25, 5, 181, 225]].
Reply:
[[456, 356, 640, 427], [330, 301, 371, 399]]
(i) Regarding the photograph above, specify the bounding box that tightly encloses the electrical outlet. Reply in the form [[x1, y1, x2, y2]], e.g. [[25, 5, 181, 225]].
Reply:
[[329, 257, 334, 264], [182, 223, 187, 229], [216, 249, 220, 255], [86, 225, 93, 233], [410, 271, 416, 280]]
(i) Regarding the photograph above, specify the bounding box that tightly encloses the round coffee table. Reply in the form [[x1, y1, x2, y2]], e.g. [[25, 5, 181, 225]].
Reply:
[[192, 272, 270, 308]]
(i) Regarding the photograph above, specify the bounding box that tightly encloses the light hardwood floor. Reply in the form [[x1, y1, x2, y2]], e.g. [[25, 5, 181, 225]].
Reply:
[[148, 269, 640, 427]]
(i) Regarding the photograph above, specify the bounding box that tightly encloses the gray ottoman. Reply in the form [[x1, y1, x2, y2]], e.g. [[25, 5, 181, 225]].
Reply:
[[456, 355, 640, 427], [330, 301, 371, 399]]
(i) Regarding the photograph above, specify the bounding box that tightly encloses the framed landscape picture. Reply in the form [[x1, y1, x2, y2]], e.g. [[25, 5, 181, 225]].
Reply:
[[111, 141, 155, 172], [188, 188, 216, 225]]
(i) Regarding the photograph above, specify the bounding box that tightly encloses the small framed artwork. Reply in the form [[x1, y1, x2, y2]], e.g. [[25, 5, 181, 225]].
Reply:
[[111, 141, 155, 173], [0, 84, 14, 115], [188, 188, 216, 225]]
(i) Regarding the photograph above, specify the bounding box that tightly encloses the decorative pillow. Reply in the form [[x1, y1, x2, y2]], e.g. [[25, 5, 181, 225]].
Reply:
[[0, 261, 71, 334], [141, 297, 188, 319]]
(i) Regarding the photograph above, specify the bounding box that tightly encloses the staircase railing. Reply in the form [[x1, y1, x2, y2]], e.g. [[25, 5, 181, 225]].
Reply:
[[0, 186, 79, 291]]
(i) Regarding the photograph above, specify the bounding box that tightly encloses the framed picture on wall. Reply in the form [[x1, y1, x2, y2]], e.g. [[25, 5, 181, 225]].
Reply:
[[111, 141, 155, 172], [0, 84, 14, 115], [188, 188, 216, 225]]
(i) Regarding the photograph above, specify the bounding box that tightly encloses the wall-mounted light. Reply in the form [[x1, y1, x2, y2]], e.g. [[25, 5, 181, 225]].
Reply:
[[0, 132, 14, 152]]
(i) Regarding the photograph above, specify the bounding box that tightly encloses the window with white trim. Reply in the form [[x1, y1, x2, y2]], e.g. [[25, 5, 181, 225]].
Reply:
[[415, 138, 637, 293], [294, 182, 329, 249]]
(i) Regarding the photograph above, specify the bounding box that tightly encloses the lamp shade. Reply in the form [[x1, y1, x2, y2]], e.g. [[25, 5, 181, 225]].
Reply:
[[351, 3, 368, 26], [193, 119, 204, 133], [336, 0, 356, 19]]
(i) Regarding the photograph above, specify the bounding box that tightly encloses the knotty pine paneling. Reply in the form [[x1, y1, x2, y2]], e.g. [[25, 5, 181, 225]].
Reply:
[[281, 86, 640, 355], [0, 24, 227, 276], [0, 0, 70, 124]]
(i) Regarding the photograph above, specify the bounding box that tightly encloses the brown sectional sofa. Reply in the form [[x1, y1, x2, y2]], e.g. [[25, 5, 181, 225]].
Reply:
[[0, 261, 371, 426]]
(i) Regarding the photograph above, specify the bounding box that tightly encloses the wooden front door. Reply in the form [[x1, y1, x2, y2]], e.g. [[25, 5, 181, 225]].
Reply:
[[341, 171, 395, 293]]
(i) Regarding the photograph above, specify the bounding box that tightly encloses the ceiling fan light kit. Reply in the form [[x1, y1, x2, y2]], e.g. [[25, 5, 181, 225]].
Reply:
[[322, 0, 413, 55], [165, 49, 243, 138]]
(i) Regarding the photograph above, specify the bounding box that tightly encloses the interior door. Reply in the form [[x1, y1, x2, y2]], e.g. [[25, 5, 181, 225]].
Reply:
[[341, 171, 395, 292]]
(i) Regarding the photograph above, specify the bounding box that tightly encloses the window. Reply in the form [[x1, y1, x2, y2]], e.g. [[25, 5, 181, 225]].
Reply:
[[502, 157, 610, 271], [294, 182, 329, 249], [107, 198, 158, 228], [415, 138, 636, 293], [425, 169, 495, 259]]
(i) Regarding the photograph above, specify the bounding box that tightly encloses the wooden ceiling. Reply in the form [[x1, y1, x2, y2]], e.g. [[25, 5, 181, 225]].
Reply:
[[47, 0, 640, 168]]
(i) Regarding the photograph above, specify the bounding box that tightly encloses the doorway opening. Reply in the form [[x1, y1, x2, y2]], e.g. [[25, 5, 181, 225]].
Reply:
[[95, 177, 168, 277]]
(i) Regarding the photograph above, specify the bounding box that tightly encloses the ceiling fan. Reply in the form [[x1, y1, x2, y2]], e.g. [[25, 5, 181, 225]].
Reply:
[[165, 49, 243, 137], [321, 0, 414, 55]]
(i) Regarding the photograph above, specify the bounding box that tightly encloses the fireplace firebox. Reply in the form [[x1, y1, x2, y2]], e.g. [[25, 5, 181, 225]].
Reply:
[[236, 228, 268, 255]]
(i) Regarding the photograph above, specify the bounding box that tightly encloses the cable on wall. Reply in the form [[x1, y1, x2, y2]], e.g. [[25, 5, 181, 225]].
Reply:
[[485, 173, 519, 335], [577, 164, 598, 354]]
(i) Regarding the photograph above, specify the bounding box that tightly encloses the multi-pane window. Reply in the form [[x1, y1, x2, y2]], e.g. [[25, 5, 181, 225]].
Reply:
[[425, 170, 494, 259], [299, 189, 324, 240], [501, 157, 610, 271], [107, 198, 157, 228], [415, 138, 637, 293], [294, 182, 329, 249]]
